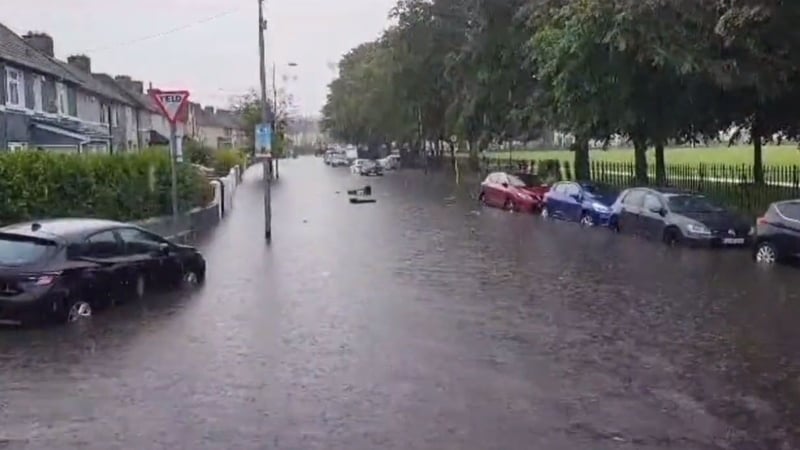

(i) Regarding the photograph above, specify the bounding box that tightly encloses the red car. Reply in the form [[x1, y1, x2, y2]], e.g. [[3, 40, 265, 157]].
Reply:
[[479, 172, 549, 213]]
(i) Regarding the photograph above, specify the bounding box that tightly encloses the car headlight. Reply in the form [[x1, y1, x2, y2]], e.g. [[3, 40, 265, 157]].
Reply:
[[591, 202, 610, 213], [686, 223, 711, 235]]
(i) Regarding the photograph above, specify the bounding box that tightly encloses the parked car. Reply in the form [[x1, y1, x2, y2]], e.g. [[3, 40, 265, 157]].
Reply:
[[479, 172, 549, 213], [350, 159, 369, 174], [358, 160, 384, 176], [541, 181, 618, 227], [0, 218, 206, 326], [378, 155, 400, 170], [610, 187, 753, 247], [330, 153, 349, 167], [753, 200, 800, 264]]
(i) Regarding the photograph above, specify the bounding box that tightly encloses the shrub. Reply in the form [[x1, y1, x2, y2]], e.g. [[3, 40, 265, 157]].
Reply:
[[0, 149, 211, 225], [212, 149, 248, 176], [184, 139, 214, 167]]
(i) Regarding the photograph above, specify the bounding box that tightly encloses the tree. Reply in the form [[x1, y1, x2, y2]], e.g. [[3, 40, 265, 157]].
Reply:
[[232, 89, 292, 157]]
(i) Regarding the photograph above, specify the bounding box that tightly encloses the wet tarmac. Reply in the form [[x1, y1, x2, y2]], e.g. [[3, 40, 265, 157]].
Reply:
[[2, 157, 800, 449]]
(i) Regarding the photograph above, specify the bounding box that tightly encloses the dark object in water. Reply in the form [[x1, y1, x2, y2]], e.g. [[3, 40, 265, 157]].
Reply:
[[349, 198, 376, 204], [347, 185, 372, 196]]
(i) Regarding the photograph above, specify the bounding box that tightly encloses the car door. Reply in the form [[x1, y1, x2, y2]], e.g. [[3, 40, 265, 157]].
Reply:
[[562, 183, 583, 222], [81, 230, 128, 306], [640, 193, 667, 240], [618, 189, 645, 235], [775, 202, 800, 257], [546, 183, 563, 218], [117, 227, 183, 291]]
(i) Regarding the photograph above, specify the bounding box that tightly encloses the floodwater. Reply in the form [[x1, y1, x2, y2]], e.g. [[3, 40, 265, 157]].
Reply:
[[2, 157, 800, 449]]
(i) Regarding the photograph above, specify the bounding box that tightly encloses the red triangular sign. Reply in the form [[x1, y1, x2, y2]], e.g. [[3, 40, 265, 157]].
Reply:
[[151, 90, 190, 124]]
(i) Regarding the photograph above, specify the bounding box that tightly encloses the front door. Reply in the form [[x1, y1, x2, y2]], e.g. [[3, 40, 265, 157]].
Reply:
[[640, 194, 667, 240], [117, 227, 183, 290]]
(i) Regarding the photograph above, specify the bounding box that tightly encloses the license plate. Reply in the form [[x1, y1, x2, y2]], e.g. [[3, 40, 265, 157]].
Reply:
[[722, 238, 744, 245]]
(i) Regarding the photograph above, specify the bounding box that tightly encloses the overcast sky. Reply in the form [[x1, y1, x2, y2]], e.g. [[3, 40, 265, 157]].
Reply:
[[4, 0, 395, 116]]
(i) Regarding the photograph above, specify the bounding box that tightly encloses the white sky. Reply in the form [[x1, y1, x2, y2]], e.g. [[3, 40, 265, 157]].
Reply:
[[3, 0, 396, 116]]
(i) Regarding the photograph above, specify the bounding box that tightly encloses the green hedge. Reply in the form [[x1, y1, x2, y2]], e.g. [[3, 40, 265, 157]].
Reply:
[[213, 149, 248, 176], [0, 149, 213, 225]]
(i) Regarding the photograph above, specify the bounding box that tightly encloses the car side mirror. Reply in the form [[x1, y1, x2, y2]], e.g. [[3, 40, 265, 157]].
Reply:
[[501, 182, 509, 188], [649, 205, 666, 216], [158, 243, 171, 255], [570, 193, 582, 201]]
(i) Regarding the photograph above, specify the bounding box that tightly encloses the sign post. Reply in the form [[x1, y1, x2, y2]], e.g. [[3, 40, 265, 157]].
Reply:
[[255, 122, 273, 240], [151, 90, 190, 228]]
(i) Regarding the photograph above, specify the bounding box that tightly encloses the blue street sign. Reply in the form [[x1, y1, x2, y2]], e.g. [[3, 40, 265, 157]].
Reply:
[[255, 123, 272, 153]]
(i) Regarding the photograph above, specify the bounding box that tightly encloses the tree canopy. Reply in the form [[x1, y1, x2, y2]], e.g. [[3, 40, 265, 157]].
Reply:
[[322, 0, 800, 183]]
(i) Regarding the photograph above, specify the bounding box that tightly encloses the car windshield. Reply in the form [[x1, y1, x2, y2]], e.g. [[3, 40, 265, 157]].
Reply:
[[506, 174, 528, 187], [0, 234, 56, 266], [667, 195, 723, 213], [582, 184, 615, 198]]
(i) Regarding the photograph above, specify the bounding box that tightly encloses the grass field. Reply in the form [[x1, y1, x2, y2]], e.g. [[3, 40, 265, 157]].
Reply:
[[484, 145, 800, 166]]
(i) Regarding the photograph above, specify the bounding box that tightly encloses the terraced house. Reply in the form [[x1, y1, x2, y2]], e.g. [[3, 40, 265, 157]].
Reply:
[[0, 25, 142, 152]]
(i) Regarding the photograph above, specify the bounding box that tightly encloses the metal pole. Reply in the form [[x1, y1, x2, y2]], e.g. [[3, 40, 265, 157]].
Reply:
[[169, 121, 179, 227], [258, 0, 272, 241]]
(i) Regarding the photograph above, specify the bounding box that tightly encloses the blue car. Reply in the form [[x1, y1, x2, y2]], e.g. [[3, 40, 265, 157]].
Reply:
[[541, 181, 618, 227]]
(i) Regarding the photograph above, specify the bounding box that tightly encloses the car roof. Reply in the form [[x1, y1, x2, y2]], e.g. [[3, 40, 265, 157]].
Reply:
[[628, 186, 695, 196], [0, 218, 132, 243]]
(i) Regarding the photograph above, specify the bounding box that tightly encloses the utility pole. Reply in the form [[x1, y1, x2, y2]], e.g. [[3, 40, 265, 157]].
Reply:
[[258, 0, 272, 241], [272, 62, 280, 179]]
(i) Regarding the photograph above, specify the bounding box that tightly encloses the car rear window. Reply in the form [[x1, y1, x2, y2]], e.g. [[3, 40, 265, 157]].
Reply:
[[0, 233, 57, 266]]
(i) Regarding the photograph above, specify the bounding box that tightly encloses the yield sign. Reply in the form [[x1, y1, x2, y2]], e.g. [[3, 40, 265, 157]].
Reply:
[[151, 90, 190, 125]]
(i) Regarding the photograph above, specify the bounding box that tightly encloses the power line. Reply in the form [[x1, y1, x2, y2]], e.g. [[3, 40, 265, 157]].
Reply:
[[85, 7, 243, 54]]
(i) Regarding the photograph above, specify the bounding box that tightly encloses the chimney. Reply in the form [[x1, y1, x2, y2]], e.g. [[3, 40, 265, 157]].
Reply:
[[67, 54, 91, 72], [114, 75, 134, 91], [22, 32, 54, 57], [130, 80, 144, 94]]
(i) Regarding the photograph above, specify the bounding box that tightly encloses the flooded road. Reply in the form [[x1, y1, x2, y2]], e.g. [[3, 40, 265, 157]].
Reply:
[[2, 157, 800, 449]]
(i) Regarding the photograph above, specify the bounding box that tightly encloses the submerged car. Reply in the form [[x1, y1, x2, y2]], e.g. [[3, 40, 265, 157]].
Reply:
[[358, 160, 384, 176], [479, 172, 549, 213], [0, 218, 206, 326], [610, 187, 753, 247], [753, 200, 800, 264], [541, 181, 618, 227]]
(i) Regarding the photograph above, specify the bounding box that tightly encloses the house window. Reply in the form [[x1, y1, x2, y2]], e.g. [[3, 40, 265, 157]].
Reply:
[[56, 82, 68, 115], [100, 105, 110, 124], [112, 108, 119, 127], [8, 142, 28, 152], [32, 75, 43, 112], [5, 67, 25, 108]]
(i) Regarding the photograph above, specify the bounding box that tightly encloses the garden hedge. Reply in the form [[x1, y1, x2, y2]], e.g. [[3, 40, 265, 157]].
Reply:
[[0, 149, 213, 226]]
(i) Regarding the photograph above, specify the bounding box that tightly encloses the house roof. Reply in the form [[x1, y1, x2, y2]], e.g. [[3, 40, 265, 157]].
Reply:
[[51, 62, 132, 105], [0, 23, 81, 83], [92, 74, 153, 111], [192, 104, 245, 129]]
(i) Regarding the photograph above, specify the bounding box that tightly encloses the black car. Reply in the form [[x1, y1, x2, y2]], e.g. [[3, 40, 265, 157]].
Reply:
[[610, 187, 753, 247], [359, 160, 384, 176], [0, 218, 206, 326], [753, 200, 800, 264]]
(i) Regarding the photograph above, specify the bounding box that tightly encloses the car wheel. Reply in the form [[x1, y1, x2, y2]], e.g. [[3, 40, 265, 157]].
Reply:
[[503, 198, 516, 212], [662, 227, 681, 247], [579, 212, 595, 227], [754, 241, 778, 264], [182, 267, 206, 287], [62, 299, 92, 323]]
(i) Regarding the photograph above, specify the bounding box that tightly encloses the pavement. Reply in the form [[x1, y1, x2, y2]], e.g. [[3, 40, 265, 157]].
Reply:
[[2, 157, 800, 449]]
